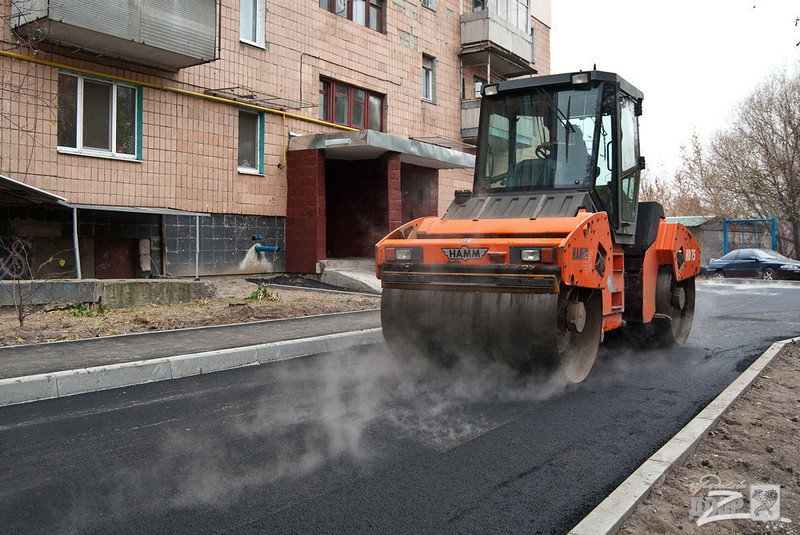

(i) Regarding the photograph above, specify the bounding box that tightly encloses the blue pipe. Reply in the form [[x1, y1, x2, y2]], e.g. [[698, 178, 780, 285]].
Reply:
[[254, 245, 280, 252]]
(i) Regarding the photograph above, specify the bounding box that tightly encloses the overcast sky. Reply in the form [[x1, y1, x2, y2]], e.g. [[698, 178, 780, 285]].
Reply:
[[550, 0, 800, 178]]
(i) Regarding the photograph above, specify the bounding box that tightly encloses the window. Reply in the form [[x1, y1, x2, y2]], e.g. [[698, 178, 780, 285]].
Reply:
[[472, 0, 528, 32], [320, 0, 383, 32], [238, 109, 264, 173], [421, 0, 435, 10], [240, 0, 265, 47], [422, 55, 435, 102], [473, 76, 486, 98], [57, 72, 140, 159], [620, 98, 638, 173], [619, 97, 640, 223], [319, 79, 383, 130]]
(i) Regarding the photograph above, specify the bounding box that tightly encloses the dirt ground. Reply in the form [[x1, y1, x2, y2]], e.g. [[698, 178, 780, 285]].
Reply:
[[1, 276, 380, 347], [619, 342, 800, 534]]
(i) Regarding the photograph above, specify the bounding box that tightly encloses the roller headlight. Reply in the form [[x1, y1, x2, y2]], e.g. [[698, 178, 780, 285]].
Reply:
[[385, 246, 421, 262], [395, 248, 413, 261], [521, 249, 541, 263]]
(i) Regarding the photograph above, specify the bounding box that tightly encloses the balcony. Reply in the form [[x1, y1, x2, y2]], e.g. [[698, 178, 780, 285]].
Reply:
[[11, 0, 217, 71], [460, 10, 535, 79]]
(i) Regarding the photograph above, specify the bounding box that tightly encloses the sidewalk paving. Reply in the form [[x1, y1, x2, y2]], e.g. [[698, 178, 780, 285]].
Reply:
[[0, 309, 382, 406]]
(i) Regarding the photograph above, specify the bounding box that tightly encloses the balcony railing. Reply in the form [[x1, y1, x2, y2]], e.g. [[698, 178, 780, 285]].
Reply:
[[461, 99, 481, 145], [460, 9, 534, 78]]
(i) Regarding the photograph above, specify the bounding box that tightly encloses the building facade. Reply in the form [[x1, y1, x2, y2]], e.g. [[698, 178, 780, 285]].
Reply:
[[0, 0, 550, 280]]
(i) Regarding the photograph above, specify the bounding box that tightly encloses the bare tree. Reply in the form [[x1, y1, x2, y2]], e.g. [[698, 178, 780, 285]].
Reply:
[[671, 133, 748, 218], [710, 62, 800, 256], [640, 166, 677, 215]]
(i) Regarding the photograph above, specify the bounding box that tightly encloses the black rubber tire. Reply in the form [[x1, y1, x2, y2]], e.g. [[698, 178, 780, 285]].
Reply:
[[555, 289, 603, 382], [762, 268, 776, 281], [651, 271, 696, 347]]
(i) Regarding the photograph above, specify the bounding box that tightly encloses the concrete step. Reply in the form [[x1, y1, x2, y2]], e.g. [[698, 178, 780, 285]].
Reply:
[[317, 258, 375, 272], [317, 258, 381, 294]]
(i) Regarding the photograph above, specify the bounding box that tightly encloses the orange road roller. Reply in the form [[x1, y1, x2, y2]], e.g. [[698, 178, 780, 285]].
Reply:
[[376, 71, 701, 382]]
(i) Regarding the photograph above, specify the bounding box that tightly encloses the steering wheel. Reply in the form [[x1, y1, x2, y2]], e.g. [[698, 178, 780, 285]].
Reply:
[[535, 142, 554, 159]]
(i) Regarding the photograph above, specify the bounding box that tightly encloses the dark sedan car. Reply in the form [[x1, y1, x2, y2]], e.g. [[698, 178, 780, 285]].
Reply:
[[706, 248, 800, 280]]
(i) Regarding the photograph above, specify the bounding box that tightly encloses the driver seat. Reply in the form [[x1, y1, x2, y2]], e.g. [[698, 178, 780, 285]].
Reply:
[[513, 159, 547, 188]]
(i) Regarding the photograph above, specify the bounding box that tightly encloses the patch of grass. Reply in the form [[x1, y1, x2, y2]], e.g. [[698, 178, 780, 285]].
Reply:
[[69, 302, 108, 317], [245, 282, 279, 302]]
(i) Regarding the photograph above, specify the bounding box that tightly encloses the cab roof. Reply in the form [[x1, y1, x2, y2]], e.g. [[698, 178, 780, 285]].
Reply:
[[490, 71, 644, 101]]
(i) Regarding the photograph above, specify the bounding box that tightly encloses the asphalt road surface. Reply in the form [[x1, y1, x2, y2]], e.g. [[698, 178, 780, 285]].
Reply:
[[2, 280, 799, 534]]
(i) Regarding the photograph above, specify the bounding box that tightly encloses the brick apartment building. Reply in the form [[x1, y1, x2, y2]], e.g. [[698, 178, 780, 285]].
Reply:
[[0, 0, 550, 280]]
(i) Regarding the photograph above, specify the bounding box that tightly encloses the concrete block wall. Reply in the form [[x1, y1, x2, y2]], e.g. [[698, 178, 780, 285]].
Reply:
[[164, 213, 285, 278]]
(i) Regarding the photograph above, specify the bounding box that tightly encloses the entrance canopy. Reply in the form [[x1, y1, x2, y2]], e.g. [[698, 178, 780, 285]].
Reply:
[[0, 173, 70, 207], [1, 174, 210, 279], [289, 130, 475, 169]]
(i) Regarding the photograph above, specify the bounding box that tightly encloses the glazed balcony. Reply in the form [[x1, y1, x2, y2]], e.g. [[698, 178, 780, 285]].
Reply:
[[11, 0, 217, 71]]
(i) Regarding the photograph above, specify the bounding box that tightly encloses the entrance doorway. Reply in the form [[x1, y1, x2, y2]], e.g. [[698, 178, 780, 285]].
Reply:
[[94, 239, 138, 278], [401, 164, 438, 223], [325, 158, 387, 258]]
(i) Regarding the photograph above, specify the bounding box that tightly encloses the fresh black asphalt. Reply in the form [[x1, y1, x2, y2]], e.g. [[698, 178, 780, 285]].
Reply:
[[1, 281, 799, 534]]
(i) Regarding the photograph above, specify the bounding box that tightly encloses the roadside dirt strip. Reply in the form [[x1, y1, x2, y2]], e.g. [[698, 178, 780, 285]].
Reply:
[[570, 337, 800, 535]]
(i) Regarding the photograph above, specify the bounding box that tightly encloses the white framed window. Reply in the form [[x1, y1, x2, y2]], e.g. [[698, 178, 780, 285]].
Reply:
[[473, 0, 528, 32], [474, 76, 486, 98], [57, 72, 140, 160], [238, 109, 264, 174], [422, 55, 435, 102], [240, 0, 265, 47], [320, 0, 383, 32], [421, 0, 435, 10]]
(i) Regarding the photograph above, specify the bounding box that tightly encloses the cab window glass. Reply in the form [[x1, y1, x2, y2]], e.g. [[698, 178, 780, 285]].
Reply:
[[618, 96, 639, 223], [620, 174, 638, 223], [620, 97, 637, 172], [594, 84, 616, 226]]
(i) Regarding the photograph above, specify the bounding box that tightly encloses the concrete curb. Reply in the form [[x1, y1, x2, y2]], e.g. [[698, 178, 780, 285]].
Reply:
[[569, 335, 800, 535], [0, 328, 384, 407]]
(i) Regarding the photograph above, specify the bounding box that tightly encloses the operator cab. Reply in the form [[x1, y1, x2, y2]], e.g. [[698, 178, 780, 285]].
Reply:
[[472, 71, 645, 243]]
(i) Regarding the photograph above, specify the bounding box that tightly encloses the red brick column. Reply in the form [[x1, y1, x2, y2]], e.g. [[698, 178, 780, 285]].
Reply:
[[286, 149, 326, 273], [428, 170, 440, 216], [386, 152, 402, 234]]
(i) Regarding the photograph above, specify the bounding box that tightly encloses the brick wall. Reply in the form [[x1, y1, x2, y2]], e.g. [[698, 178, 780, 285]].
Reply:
[[1, 0, 550, 261], [285, 149, 326, 273]]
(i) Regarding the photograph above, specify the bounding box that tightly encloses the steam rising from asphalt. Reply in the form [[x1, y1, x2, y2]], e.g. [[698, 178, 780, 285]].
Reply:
[[61, 345, 571, 532]]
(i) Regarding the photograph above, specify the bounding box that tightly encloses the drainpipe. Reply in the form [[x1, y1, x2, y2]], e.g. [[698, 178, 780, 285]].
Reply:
[[195, 215, 200, 281], [161, 214, 168, 277], [72, 207, 82, 279]]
